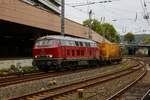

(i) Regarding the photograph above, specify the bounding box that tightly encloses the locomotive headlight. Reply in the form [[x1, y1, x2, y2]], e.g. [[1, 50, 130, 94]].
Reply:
[[35, 56, 38, 58], [49, 55, 53, 58]]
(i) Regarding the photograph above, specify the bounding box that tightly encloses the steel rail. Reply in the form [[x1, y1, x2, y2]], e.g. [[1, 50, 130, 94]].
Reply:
[[141, 89, 150, 100], [0, 60, 134, 88], [0, 65, 112, 87], [10, 61, 143, 100], [106, 61, 147, 100]]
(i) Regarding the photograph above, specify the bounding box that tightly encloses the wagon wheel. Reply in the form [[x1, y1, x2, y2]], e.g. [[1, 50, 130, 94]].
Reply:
[[55, 63, 63, 71], [38, 65, 49, 72]]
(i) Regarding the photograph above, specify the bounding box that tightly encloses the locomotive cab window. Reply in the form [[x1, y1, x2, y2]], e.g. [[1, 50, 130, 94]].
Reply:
[[47, 40, 54, 47], [35, 39, 54, 48]]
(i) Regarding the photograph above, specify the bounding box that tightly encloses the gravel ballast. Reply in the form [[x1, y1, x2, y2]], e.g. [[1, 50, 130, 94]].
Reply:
[[55, 67, 145, 100], [0, 60, 135, 99]]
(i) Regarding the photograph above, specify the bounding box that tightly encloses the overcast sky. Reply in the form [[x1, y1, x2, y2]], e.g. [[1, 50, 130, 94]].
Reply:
[[65, 0, 150, 35]]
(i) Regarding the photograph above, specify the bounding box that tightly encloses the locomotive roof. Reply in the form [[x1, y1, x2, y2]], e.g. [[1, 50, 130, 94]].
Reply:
[[38, 35, 96, 43]]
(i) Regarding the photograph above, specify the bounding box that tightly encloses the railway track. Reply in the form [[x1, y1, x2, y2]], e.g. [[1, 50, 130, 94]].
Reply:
[[0, 66, 107, 87], [10, 60, 144, 100], [141, 89, 150, 100], [106, 58, 148, 100], [0, 59, 134, 88]]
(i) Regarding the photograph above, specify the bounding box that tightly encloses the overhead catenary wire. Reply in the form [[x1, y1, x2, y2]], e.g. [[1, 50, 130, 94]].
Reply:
[[66, 0, 150, 34], [66, 1, 143, 22], [140, 0, 150, 24], [67, 0, 113, 7], [143, 0, 149, 20], [66, 1, 139, 31], [65, 3, 99, 20]]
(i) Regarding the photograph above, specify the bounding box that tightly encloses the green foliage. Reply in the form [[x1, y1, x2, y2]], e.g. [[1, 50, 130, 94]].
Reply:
[[122, 47, 129, 55], [0, 68, 10, 76], [124, 32, 135, 43], [10, 65, 20, 72], [83, 19, 120, 43], [21, 66, 35, 74], [0, 65, 36, 76], [142, 36, 150, 44]]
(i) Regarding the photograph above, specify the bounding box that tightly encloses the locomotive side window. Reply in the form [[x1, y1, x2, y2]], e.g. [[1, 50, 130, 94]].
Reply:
[[68, 41, 72, 46], [91, 43, 96, 47], [82, 42, 86, 47], [64, 40, 70, 46], [69, 41, 75, 46], [73, 41, 76, 46], [75, 41, 79, 46], [85, 42, 88, 47], [79, 42, 83, 47], [90, 43, 93, 47], [61, 40, 75, 46], [86, 43, 90, 47]]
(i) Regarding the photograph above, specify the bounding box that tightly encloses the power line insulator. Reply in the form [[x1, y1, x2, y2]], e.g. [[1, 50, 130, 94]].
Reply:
[[143, 15, 149, 19]]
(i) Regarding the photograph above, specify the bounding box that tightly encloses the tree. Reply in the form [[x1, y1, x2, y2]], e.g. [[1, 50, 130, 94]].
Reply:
[[100, 23, 120, 42], [124, 32, 135, 44], [142, 36, 150, 44], [83, 19, 120, 43]]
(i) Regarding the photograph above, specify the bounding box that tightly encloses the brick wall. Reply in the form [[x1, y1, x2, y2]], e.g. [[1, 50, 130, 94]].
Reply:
[[0, 0, 109, 43]]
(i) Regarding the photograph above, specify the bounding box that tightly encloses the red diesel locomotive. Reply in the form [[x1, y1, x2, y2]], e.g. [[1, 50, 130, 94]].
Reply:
[[32, 35, 99, 71]]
